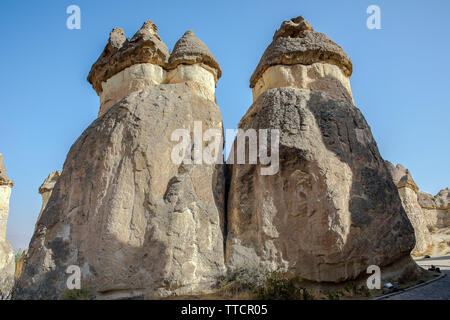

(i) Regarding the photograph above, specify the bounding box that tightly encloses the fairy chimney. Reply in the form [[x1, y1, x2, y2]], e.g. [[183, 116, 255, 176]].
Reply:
[[250, 16, 354, 103], [166, 30, 222, 101], [0, 154, 15, 298], [88, 21, 170, 117]]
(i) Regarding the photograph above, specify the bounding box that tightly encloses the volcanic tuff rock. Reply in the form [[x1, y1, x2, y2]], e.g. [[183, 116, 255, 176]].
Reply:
[[166, 30, 222, 81], [165, 30, 221, 102], [0, 154, 14, 299], [36, 171, 61, 226], [88, 21, 169, 95], [387, 162, 449, 256], [386, 162, 432, 255], [226, 17, 415, 282], [13, 23, 225, 300], [417, 188, 449, 231], [250, 17, 353, 104], [89, 24, 220, 117]]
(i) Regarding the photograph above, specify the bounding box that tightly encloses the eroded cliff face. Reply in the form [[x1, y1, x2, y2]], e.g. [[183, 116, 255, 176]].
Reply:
[[225, 17, 415, 282], [13, 22, 226, 300], [13, 16, 422, 299], [0, 154, 15, 299], [37, 171, 61, 226], [387, 162, 449, 256]]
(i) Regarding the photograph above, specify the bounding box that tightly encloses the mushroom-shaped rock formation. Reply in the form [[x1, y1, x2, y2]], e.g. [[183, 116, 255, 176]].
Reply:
[[250, 16, 354, 103], [0, 154, 14, 298], [88, 21, 170, 117], [36, 171, 61, 227], [0, 154, 13, 241], [386, 161, 432, 255], [226, 17, 416, 283], [13, 21, 226, 299], [166, 30, 221, 101]]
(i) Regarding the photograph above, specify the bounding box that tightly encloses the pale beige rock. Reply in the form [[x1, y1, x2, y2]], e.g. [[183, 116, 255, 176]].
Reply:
[[99, 63, 166, 117], [419, 189, 449, 256], [37, 171, 61, 225], [252, 63, 353, 103], [166, 64, 216, 101], [386, 161, 431, 255], [226, 17, 414, 283], [88, 21, 169, 95], [167, 30, 221, 82], [95, 27, 221, 117], [0, 154, 14, 299], [226, 86, 415, 283], [250, 16, 353, 89], [397, 187, 432, 255], [13, 82, 226, 300], [14, 21, 226, 300], [387, 162, 449, 256]]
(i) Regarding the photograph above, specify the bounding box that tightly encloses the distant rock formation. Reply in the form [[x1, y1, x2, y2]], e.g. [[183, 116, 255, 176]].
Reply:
[[387, 162, 449, 256], [13, 21, 226, 300], [386, 162, 432, 255], [418, 188, 449, 229], [226, 16, 415, 282], [0, 154, 15, 299], [37, 171, 61, 225]]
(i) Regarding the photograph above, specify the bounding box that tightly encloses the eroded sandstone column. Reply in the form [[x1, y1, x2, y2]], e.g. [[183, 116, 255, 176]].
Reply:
[[226, 16, 415, 282], [0, 154, 15, 299], [14, 21, 226, 300], [37, 171, 61, 225], [386, 162, 433, 256]]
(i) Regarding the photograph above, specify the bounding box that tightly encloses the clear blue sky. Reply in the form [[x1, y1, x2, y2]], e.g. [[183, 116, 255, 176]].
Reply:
[[1, 0, 449, 251]]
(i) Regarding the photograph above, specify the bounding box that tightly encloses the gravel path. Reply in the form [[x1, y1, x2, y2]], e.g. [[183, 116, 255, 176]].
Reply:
[[386, 255, 450, 300]]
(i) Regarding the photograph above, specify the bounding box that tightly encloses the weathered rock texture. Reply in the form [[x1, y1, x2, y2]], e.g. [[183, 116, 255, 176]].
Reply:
[[386, 162, 432, 255], [37, 171, 61, 226], [166, 30, 221, 101], [0, 154, 15, 299], [89, 25, 221, 117], [250, 16, 353, 103], [388, 162, 449, 256], [14, 23, 225, 300], [226, 17, 415, 282], [88, 22, 170, 117], [418, 188, 450, 229]]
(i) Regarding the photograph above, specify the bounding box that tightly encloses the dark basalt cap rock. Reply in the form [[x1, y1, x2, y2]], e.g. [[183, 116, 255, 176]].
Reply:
[[250, 16, 353, 88], [0, 154, 13, 187], [167, 30, 222, 81], [88, 20, 170, 94]]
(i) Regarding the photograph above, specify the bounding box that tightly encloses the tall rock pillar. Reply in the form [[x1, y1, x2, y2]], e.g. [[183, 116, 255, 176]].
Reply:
[[226, 17, 415, 282], [14, 21, 226, 299], [0, 154, 15, 299]]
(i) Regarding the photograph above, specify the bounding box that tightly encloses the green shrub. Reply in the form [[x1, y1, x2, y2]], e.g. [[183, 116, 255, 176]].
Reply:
[[15, 249, 23, 264], [255, 273, 313, 300], [216, 267, 266, 297], [60, 288, 93, 300]]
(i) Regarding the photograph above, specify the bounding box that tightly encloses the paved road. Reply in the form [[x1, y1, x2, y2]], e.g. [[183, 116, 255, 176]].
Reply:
[[387, 255, 450, 300]]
